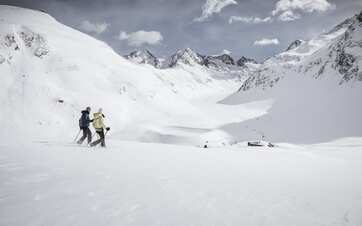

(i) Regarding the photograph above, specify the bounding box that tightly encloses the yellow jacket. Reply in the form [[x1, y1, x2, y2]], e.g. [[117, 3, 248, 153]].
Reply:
[[92, 112, 106, 131]]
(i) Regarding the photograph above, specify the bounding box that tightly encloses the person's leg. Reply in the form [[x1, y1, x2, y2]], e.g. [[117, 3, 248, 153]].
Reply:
[[77, 128, 86, 144], [100, 130, 105, 147], [86, 128, 92, 144], [90, 130, 102, 147]]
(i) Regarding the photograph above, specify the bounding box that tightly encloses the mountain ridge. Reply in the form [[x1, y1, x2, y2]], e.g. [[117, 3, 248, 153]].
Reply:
[[124, 47, 259, 75], [239, 10, 362, 92]]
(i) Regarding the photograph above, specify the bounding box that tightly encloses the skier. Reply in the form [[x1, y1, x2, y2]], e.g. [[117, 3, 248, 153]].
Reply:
[[90, 108, 110, 147], [77, 107, 93, 145]]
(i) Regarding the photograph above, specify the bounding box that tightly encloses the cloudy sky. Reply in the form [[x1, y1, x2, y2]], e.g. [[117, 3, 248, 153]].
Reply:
[[1, 0, 361, 61]]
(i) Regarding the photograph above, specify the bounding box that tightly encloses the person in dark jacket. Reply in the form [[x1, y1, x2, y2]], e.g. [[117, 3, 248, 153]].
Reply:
[[77, 107, 93, 145]]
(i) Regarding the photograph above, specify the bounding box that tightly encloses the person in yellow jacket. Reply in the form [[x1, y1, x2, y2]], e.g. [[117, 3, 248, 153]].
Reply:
[[90, 108, 110, 147]]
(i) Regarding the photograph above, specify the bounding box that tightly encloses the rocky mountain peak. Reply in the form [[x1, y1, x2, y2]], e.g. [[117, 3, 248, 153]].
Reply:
[[169, 48, 204, 67], [357, 10, 362, 22], [239, 10, 362, 92], [286, 40, 303, 51], [204, 54, 235, 68], [124, 49, 161, 68], [236, 56, 257, 67]]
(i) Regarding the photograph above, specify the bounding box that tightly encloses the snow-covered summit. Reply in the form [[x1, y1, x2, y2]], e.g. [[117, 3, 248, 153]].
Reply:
[[123, 47, 260, 81], [168, 48, 205, 67], [236, 56, 258, 67], [204, 54, 235, 67], [240, 10, 362, 92], [124, 49, 161, 68]]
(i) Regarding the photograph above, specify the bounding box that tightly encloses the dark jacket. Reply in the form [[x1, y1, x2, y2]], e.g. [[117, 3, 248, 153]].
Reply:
[[79, 110, 92, 128]]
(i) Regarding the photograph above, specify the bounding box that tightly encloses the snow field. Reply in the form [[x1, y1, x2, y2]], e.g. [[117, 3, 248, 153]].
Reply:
[[1, 139, 362, 226]]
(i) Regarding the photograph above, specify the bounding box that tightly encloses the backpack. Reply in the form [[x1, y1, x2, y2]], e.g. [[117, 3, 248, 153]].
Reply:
[[79, 112, 89, 128], [92, 113, 104, 130]]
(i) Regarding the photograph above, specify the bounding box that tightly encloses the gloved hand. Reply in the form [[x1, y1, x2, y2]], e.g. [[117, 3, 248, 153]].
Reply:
[[106, 127, 110, 131]]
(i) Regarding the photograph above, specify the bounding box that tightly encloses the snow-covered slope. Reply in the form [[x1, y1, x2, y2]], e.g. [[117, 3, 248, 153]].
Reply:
[[240, 11, 362, 91], [222, 11, 362, 144], [2, 138, 362, 226], [0, 5, 253, 145]]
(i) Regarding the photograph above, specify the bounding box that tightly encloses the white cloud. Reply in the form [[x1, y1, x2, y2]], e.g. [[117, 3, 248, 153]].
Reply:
[[254, 38, 280, 46], [272, 0, 335, 17], [194, 0, 238, 22], [222, 49, 232, 55], [229, 16, 272, 24], [229, 0, 334, 25], [118, 30, 163, 47], [80, 20, 109, 34], [278, 10, 301, 21]]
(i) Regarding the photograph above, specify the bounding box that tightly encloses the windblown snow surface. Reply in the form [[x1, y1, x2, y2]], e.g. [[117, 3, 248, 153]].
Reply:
[[1, 139, 362, 226], [1, 5, 362, 226]]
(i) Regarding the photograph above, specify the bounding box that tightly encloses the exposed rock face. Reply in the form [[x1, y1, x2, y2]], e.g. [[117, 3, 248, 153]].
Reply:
[[286, 40, 303, 51], [124, 49, 258, 73], [124, 49, 161, 68], [239, 11, 362, 92], [204, 54, 236, 68], [358, 10, 362, 22], [330, 16, 362, 84], [1, 26, 49, 59], [236, 56, 257, 67], [0, 55, 4, 64], [205, 54, 235, 66], [169, 48, 205, 67]]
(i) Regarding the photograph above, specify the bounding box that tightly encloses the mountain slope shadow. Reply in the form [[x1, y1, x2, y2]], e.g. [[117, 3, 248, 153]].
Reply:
[[221, 78, 362, 144]]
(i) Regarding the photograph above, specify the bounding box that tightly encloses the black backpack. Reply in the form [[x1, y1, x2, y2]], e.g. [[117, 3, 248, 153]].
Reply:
[[79, 112, 89, 128]]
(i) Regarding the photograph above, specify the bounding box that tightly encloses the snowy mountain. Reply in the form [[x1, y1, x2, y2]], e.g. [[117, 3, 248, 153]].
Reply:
[[122, 48, 260, 88], [0, 5, 250, 145], [285, 39, 304, 51], [240, 11, 362, 92], [125, 48, 259, 73], [2, 6, 362, 226], [124, 49, 161, 68], [236, 56, 258, 67], [1, 4, 361, 146], [302, 12, 362, 84], [168, 48, 205, 67], [204, 54, 235, 67], [222, 11, 362, 144]]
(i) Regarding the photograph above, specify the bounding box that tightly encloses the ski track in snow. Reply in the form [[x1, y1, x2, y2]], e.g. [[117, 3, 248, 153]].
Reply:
[[0, 139, 362, 226]]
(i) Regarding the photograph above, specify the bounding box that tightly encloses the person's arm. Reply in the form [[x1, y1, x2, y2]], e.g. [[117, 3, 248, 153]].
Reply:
[[101, 116, 110, 131], [87, 115, 93, 123], [100, 117, 106, 129]]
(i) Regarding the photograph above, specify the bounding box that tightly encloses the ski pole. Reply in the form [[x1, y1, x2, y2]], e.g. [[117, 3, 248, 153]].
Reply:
[[73, 129, 81, 142]]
